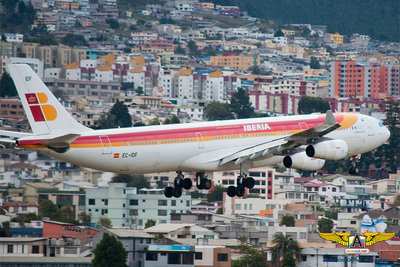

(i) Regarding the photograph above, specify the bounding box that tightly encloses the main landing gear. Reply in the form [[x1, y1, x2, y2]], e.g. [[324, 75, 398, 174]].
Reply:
[[195, 172, 212, 190], [227, 174, 255, 197], [349, 155, 360, 175], [164, 171, 192, 198]]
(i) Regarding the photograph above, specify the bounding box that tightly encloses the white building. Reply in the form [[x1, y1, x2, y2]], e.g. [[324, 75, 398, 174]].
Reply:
[[205, 71, 225, 102], [174, 69, 194, 100], [130, 32, 158, 45], [86, 183, 191, 229]]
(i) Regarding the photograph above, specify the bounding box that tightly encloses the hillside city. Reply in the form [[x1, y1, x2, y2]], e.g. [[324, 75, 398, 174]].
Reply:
[[0, 0, 400, 266]]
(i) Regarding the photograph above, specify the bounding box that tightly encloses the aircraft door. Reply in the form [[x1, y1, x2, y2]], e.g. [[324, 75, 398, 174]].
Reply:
[[196, 132, 205, 150], [99, 136, 112, 155], [298, 122, 309, 130]]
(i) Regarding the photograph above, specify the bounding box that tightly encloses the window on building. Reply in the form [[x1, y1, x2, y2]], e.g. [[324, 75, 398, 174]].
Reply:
[[171, 200, 176, 206], [182, 253, 194, 264], [158, 210, 167, 216], [158, 200, 167, 206], [195, 252, 203, 260], [168, 253, 181, 264], [146, 252, 158, 261], [129, 209, 138, 216], [301, 255, 307, 261], [130, 199, 138, 205], [7, 245, 13, 253], [32, 245, 40, 254], [88, 199, 95, 205], [217, 253, 228, 262]]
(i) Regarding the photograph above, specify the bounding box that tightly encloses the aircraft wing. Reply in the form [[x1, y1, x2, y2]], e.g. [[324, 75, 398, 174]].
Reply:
[[219, 110, 340, 166]]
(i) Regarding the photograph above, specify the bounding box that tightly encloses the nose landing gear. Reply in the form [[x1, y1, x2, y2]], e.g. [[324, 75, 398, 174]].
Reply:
[[196, 172, 212, 190], [349, 155, 360, 175], [227, 173, 255, 197]]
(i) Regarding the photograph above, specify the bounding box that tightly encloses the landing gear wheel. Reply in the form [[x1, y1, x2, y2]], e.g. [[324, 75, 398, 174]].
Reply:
[[349, 166, 359, 175], [164, 186, 174, 198], [227, 186, 236, 197], [236, 185, 245, 197], [244, 177, 255, 188], [204, 179, 212, 189], [182, 178, 192, 190], [173, 187, 182, 198]]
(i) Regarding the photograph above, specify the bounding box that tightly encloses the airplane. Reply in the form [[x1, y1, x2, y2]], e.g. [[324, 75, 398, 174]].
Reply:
[[0, 64, 391, 198]]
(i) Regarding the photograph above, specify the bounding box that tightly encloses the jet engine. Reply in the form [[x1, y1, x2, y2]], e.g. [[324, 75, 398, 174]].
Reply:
[[283, 151, 325, 171], [305, 140, 348, 160]]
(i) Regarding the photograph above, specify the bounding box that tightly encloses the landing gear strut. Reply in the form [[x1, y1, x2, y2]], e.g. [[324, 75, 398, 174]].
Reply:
[[227, 173, 255, 197], [349, 155, 360, 175], [164, 171, 193, 198], [196, 172, 212, 190]]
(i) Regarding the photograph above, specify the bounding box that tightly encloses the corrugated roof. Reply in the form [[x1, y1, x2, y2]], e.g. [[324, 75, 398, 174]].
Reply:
[[145, 223, 195, 233], [130, 56, 145, 66], [106, 228, 153, 238], [97, 64, 112, 71], [208, 70, 222, 78], [98, 53, 114, 65], [174, 69, 192, 76], [63, 62, 80, 69]]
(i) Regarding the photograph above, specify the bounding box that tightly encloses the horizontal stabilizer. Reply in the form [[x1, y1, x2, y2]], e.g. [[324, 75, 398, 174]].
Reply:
[[0, 130, 33, 139]]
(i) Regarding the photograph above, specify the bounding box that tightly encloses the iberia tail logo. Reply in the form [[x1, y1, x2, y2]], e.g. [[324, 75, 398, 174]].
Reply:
[[25, 93, 57, 122], [319, 232, 395, 254]]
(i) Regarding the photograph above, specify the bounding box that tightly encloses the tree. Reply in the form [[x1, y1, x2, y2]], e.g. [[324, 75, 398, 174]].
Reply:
[[280, 214, 295, 227], [135, 87, 144, 95], [229, 88, 256, 119], [92, 233, 127, 267], [282, 251, 296, 267], [318, 217, 333, 233], [39, 199, 60, 220], [310, 57, 321, 69], [297, 96, 331, 114], [0, 71, 17, 97], [274, 29, 284, 37], [110, 101, 132, 127], [204, 101, 234, 121], [145, 219, 156, 228], [112, 174, 150, 189], [206, 184, 226, 203], [187, 40, 201, 57], [376, 100, 400, 173], [59, 206, 75, 224], [93, 113, 117, 129], [174, 44, 185, 54], [79, 212, 91, 226], [325, 203, 342, 220], [61, 34, 88, 47], [106, 18, 119, 29], [164, 115, 180, 124], [394, 194, 400, 206], [270, 233, 300, 266], [232, 237, 267, 267], [98, 218, 112, 228], [22, 212, 39, 223]]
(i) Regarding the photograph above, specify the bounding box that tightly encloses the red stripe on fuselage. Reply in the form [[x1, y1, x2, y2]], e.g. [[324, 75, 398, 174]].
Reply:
[[20, 114, 345, 146]]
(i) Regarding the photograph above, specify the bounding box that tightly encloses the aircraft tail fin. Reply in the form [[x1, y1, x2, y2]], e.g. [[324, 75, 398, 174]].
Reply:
[[6, 64, 91, 136]]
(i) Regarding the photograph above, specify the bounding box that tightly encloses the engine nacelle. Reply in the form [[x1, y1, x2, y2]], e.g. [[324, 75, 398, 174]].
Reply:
[[306, 140, 348, 160], [283, 151, 325, 171]]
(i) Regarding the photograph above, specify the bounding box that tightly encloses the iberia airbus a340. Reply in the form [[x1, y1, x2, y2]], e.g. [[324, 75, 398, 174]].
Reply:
[[0, 64, 391, 198]]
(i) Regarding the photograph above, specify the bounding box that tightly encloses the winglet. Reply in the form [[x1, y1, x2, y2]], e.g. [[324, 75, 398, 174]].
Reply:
[[325, 110, 337, 125]]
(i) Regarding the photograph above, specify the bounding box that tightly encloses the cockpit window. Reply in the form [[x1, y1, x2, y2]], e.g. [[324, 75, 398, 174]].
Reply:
[[378, 122, 384, 127]]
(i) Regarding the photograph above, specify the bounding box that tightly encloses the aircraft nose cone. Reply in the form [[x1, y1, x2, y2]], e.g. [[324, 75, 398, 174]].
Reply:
[[383, 126, 391, 142]]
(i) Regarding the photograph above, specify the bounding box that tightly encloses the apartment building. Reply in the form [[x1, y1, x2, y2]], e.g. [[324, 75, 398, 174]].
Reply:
[[86, 183, 191, 229], [204, 71, 225, 102], [209, 55, 260, 71], [174, 69, 194, 100], [329, 60, 400, 99], [0, 98, 25, 120]]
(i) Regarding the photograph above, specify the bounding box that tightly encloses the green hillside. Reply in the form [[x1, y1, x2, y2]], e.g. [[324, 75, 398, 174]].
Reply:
[[212, 0, 400, 42]]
